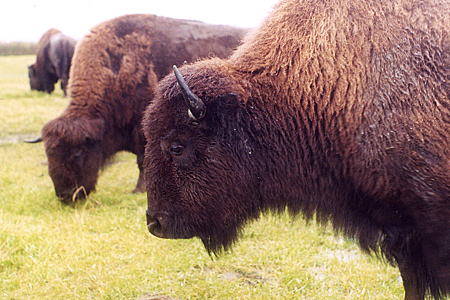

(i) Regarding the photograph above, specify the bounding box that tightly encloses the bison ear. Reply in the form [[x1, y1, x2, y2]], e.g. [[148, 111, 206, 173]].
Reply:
[[71, 118, 105, 144], [216, 93, 240, 106], [85, 119, 105, 142], [213, 93, 241, 112], [209, 93, 245, 136], [209, 93, 241, 121]]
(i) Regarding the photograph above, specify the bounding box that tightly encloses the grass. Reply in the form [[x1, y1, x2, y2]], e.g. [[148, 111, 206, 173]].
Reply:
[[0, 55, 404, 299]]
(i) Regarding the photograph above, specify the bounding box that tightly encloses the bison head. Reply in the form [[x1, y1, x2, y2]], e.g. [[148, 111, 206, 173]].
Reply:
[[41, 116, 105, 203], [143, 64, 266, 254], [28, 64, 43, 91]]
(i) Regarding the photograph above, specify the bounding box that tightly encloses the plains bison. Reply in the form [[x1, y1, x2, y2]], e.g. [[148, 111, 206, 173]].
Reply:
[[143, 0, 450, 299], [28, 28, 76, 95], [30, 14, 247, 203]]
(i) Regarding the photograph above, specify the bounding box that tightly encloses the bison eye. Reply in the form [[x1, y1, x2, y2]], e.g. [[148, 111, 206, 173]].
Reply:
[[72, 149, 83, 159], [170, 143, 185, 156]]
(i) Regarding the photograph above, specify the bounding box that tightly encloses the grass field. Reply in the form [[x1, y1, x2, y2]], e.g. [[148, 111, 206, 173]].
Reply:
[[0, 55, 404, 299]]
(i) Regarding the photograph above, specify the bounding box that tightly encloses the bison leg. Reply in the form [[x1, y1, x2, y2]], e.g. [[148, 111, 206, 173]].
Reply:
[[398, 261, 425, 300], [132, 148, 145, 193], [392, 232, 426, 300], [132, 168, 145, 193], [130, 125, 146, 194], [60, 80, 67, 96]]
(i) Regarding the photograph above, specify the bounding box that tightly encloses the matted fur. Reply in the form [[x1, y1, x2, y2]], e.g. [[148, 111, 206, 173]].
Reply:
[[143, 1, 450, 299], [40, 14, 248, 203]]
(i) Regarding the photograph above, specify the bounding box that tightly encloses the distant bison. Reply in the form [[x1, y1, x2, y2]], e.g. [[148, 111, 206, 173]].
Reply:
[[29, 14, 248, 203], [28, 28, 76, 95], [143, 0, 450, 299]]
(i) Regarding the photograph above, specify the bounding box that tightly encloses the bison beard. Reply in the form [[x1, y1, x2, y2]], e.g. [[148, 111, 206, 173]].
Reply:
[[143, 0, 450, 299]]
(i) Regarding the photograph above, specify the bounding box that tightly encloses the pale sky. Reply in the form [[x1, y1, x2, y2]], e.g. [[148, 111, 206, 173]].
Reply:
[[1, 0, 278, 43]]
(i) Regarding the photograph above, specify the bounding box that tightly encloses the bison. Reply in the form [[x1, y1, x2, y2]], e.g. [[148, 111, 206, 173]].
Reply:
[[142, 0, 450, 299], [28, 28, 76, 96], [29, 14, 248, 203]]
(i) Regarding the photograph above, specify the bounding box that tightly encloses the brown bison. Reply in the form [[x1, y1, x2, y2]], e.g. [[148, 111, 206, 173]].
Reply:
[[28, 28, 76, 96], [29, 14, 248, 203], [142, 0, 450, 299]]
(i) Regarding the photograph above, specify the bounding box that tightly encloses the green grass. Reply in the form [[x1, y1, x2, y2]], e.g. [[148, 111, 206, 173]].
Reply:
[[0, 55, 404, 299], [0, 55, 68, 139]]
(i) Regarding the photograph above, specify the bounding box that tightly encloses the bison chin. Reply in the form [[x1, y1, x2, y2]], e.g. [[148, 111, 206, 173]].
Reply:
[[198, 230, 241, 256], [146, 209, 241, 255]]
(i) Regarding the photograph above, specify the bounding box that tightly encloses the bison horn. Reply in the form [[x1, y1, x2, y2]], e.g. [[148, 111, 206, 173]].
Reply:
[[173, 65, 206, 121], [24, 137, 43, 143]]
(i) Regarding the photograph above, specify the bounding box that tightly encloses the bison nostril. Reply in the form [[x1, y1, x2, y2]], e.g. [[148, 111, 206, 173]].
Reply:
[[56, 192, 75, 204], [146, 211, 167, 238], [147, 218, 163, 237]]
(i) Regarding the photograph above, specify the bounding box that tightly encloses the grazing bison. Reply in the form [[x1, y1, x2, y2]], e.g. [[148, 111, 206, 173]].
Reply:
[[28, 28, 76, 95], [30, 14, 247, 203], [142, 0, 450, 299]]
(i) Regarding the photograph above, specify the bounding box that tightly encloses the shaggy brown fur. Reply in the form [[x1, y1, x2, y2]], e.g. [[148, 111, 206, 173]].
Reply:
[[38, 14, 248, 203], [28, 29, 76, 95], [142, 1, 450, 299]]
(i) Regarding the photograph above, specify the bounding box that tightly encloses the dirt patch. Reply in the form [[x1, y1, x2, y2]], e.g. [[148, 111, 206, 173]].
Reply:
[[0, 133, 40, 145], [137, 294, 180, 300]]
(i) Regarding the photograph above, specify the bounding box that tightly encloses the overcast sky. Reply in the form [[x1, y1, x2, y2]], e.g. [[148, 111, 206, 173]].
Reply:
[[1, 0, 278, 43]]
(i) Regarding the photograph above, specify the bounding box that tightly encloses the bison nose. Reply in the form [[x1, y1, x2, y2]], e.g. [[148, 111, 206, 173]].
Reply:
[[55, 191, 75, 204], [146, 210, 170, 239], [56, 186, 89, 204]]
